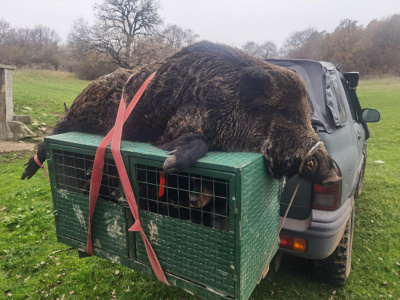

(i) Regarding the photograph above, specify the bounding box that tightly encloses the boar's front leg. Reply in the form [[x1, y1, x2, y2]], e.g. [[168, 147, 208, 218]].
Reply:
[[21, 142, 46, 180], [162, 133, 209, 173]]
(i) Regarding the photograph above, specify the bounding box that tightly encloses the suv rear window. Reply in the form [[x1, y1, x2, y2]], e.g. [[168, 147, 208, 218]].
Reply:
[[325, 69, 347, 127]]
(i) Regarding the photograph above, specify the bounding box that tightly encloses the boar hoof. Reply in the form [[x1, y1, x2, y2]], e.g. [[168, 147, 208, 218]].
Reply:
[[162, 133, 209, 173], [21, 156, 41, 180]]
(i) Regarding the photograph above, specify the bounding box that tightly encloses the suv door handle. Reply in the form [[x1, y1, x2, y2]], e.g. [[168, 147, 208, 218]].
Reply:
[[357, 130, 361, 140]]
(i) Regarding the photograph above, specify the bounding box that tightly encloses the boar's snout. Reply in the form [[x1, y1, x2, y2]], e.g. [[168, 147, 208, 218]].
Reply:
[[301, 148, 342, 187], [320, 161, 342, 187]]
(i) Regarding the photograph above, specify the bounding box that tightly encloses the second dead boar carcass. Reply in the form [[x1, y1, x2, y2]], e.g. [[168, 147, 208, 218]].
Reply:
[[22, 41, 341, 186]]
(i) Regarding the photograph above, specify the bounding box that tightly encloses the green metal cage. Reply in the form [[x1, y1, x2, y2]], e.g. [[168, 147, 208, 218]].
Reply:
[[45, 132, 280, 300]]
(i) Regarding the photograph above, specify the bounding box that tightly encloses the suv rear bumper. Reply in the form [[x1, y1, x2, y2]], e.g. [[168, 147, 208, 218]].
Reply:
[[279, 196, 354, 260]]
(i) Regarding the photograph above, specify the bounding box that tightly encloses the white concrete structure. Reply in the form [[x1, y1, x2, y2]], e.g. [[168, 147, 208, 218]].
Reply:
[[0, 64, 35, 141], [0, 64, 16, 140]]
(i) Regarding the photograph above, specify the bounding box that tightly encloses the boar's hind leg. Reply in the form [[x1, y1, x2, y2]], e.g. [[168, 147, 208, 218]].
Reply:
[[162, 133, 209, 173]]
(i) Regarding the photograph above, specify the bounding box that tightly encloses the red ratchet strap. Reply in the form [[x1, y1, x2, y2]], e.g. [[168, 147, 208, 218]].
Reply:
[[86, 72, 169, 285], [158, 172, 166, 197], [34, 156, 50, 183]]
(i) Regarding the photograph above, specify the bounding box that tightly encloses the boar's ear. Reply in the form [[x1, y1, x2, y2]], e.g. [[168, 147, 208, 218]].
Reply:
[[238, 66, 273, 112]]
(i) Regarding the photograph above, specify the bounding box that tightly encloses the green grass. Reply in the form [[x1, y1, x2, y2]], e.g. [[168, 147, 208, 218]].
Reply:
[[1, 71, 399, 299], [12, 70, 90, 135]]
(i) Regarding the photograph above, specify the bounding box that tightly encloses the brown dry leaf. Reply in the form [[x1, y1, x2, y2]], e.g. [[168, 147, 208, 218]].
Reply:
[[41, 261, 45, 265], [93, 286, 98, 290], [115, 270, 120, 275], [69, 291, 74, 295], [16, 274, 21, 279], [112, 289, 116, 295], [366, 247, 372, 252], [371, 219, 374, 223], [6, 292, 12, 298], [383, 281, 388, 285], [270, 290, 274, 296], [1, 207, 6, 211], [48, 283, 55, 288], [56, 274, 61, 278], [42, 235, 46, 240], [125, 286, 130, 292], [396, 262, 400, 267], [56, 262, 61, 266], [379, 257, 383, 261], [24, 276, 31, 282], [332, 290, 337, 295]]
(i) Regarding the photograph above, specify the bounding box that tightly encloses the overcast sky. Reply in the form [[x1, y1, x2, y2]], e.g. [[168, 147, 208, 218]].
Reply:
[[0, 0, 399, 48]]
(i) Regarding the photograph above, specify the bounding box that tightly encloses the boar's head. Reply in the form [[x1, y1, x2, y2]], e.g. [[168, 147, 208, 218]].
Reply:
[[240, 64, 342, 187]]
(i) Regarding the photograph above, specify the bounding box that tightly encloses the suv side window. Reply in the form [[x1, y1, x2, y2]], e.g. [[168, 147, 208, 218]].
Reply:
[[339, 77, 357, 121], [325, 69, 347, 127]]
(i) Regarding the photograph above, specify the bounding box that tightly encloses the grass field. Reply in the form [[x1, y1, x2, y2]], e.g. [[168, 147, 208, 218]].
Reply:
[[1, 70, 399, 299], [12, 70, 90, 135]]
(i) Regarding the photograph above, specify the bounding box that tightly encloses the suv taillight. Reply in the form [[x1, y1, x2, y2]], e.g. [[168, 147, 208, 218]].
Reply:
[[312, 182, 341, 210]]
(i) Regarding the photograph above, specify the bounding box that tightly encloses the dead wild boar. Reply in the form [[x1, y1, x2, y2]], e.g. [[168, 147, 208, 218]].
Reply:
[[22, 41, 341, 187]]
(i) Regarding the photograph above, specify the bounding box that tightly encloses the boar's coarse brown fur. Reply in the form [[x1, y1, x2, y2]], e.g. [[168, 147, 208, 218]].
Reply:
[[22, 41, 341, 186]]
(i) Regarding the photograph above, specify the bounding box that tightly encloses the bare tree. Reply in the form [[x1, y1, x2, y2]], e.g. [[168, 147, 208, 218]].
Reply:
[[242, 41, 258, 56], [285, 31, 327, 60], [329, 19, 363, 70], [258, 41, 278, 58], [69, 0, 162, 68], [29, 25, 60, 50], [281, 28, 316, 56], [161, 24, 199, 51], [242, 41, 278, 58], [68, 17, 92, 55], [0, 19, 10, 44]]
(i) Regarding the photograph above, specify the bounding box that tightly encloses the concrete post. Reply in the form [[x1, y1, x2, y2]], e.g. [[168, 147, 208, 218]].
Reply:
[[0, 64, 35, 141], [0, 64, 17, 140]]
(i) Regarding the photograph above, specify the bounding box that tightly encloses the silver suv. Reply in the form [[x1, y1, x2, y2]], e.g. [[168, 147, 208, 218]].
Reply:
[[267, 59, 380, 285]]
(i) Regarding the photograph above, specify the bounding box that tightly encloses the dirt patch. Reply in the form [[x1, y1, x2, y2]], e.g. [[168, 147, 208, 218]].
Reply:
[[0, 141, 37, 154]]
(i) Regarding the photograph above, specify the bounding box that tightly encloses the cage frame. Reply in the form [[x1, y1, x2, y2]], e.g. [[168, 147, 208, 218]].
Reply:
[[45, 132, 280, 300]]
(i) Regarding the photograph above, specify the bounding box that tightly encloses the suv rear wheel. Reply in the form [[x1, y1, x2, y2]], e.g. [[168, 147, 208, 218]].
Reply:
[[314, 205, 354, 286]]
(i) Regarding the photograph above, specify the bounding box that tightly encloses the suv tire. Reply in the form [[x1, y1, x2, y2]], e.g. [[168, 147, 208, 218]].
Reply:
[[314, 205, 354, 286]]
